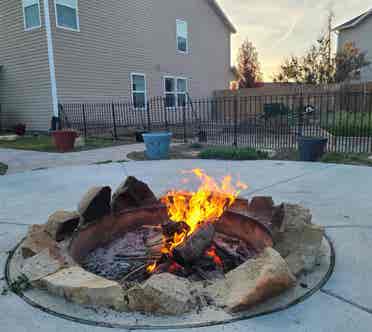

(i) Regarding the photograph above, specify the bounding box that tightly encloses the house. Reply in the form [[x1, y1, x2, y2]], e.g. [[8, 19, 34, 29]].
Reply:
[[0, 0, 236, 132], [334, 9, 372, 82]]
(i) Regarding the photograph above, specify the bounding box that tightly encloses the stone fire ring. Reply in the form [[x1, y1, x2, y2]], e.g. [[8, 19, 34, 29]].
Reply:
[[5, 237, 334, 330], [6, 179, 335, 330]]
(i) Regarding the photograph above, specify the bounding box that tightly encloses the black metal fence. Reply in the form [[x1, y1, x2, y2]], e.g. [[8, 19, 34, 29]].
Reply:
[[59, 91, 372, 153]]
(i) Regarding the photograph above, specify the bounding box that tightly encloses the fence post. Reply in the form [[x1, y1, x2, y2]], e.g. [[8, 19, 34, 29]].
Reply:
[[111, 102, 118, 140], [233, 95, 238, 147], [82, 104, 87, 138], [146, 100, 151, 131], [298, 94, 304, 138], [163, 97, 169, 131], [183, 106, 187, 143]]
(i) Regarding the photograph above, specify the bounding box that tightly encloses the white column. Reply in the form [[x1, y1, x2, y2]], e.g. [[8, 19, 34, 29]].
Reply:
[[43, 0, 59, 117]]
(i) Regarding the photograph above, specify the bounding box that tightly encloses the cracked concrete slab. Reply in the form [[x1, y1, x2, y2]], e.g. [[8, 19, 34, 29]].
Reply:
[[0, 161, 371, 331]]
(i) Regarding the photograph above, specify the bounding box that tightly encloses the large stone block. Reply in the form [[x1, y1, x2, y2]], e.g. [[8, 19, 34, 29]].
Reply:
[[38, 266, 126, 311], [21, 225, 59, 259], [206, 247, 296, 312], [21, 249, 65, 283], [126, 273, 194, 315], [45, 211, 80, 241], [273, 204, 324, 275], [111, 176, 157, 214], [78, 186, 111, 224]]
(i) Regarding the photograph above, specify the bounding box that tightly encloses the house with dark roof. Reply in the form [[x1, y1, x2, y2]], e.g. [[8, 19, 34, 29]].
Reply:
[[334, 9, 372, 82], [0, 0, 236, 131]]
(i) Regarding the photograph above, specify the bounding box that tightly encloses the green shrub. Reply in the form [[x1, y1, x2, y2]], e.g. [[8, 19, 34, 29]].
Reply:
[[320, 152, 372, 165], [198, 147, 269, 160], [322, 111, 372, 137]]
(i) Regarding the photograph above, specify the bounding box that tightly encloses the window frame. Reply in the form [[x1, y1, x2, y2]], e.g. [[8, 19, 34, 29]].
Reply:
[[163, 76, 188, 109], [176, 19, 188, 54], [130, 73, 147, 111], [54, 0, 80, 32], [22, 0, 42, 31]]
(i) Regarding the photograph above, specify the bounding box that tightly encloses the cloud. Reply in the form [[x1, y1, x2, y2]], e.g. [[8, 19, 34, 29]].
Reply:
[[217, 0, 371, 80]]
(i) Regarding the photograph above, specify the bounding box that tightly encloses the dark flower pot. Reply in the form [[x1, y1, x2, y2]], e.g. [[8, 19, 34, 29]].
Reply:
[[52, 130, 77, 153], [298, 136, 328, 162]]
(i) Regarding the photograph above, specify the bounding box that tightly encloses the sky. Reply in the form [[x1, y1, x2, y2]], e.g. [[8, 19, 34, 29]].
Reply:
[[217, 0, 371, 81]]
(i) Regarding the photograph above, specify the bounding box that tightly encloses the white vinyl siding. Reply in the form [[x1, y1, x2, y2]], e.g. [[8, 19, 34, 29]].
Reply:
[[176, 19, 188, 53], [164, 76, 188, 108], [22, 0, 41, 30], [55, 0, 79, 31], [131, 73, 147, 109]]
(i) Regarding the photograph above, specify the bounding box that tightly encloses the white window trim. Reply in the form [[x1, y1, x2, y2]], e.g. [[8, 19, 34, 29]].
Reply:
[[176, 19, 188, 54], [54, 0, 80, 32], [22, 0, 42, 31], [163, 76, 188, 109], [130, 73, 147, 111]]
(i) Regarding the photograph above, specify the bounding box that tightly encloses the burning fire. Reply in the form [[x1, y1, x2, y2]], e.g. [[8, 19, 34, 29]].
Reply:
[[159, 169, 247, 255]]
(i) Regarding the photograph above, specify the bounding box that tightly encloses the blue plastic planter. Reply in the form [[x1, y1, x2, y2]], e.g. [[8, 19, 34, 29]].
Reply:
[[298, 137, 328, 162], [142, 132, 172, 160]]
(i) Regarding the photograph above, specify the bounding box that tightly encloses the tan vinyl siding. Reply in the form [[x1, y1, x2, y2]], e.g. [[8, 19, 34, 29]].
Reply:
[[51, 0, 232, 104], [0, 0, 52, 131], [337, 16, 372, 82]]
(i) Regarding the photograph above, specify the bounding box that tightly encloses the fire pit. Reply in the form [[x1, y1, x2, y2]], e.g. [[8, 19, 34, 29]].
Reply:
[[7, 169, 333, 326]]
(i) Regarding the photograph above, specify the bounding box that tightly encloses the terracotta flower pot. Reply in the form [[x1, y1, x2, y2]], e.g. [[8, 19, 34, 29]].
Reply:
[[52, 130, 77, 153]]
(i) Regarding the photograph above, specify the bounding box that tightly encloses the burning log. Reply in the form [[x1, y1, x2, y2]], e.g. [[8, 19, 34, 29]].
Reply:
[[162, 221, 190, 238], [173, 223, 215, 265]]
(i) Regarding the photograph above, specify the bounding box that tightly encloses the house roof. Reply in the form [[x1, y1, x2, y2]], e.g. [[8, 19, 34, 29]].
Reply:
[[333, 9, 372, 31], [206, 0, 237, 33]]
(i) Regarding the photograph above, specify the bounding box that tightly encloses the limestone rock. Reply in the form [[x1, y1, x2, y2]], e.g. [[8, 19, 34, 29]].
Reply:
[[111, 176, 157, 214], [21, 249, 65, 283], [273, 204, 324, 275], [21, 225, 59, 259], [45, 211, 80, 241], [78, 186, 111, 224], [38, 266, 126, 311], [206, 247, 296, 312], [126, 273, 194, 315]]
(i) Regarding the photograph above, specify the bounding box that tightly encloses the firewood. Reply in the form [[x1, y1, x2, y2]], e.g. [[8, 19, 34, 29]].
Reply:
[[173, 223, 215, 265], [162, 221, 190, 238]]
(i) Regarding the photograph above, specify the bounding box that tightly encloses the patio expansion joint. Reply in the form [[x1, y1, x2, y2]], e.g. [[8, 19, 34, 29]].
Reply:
[[320, 289, 372, 315], [248, 164, 335, 196], [0, 221, 29, 227]]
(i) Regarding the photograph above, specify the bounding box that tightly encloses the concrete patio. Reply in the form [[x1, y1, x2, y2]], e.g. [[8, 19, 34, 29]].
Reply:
[[0, 144, 146, 174], [1, 160, 372, 331]]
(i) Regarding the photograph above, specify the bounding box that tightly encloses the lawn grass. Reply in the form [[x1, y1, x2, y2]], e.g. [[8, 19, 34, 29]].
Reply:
[[0, 135, 134, 152], [322, 111, 372, 137], [320, 152, 372, 166], [0, 162, 8, 175], [198, 146, 269, 161]]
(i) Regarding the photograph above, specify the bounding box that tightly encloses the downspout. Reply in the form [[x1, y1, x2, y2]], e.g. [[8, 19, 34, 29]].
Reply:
[[43, 0, 59, 126]]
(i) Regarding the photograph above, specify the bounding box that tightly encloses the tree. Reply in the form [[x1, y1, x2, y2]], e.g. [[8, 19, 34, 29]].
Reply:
[[236, 39, 263, 88], [273, 11, 370, 84], [273, 12, 335, 84], [334, 42, 370, 82]]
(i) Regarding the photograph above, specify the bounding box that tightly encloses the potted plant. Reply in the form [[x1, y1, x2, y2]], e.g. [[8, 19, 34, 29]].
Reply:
[[14, 123, 26, 136], [52, 129, 78, 153]]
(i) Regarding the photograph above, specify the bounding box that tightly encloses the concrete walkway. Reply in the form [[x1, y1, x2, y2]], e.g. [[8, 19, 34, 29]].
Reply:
[[1, 160, 372, 332], [0, 144, 145, 174]]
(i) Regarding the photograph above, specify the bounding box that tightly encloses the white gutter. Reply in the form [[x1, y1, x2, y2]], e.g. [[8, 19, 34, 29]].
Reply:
[[43, 0, 59, 117]]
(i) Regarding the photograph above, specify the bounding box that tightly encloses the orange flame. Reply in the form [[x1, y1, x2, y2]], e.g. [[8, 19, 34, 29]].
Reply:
[[160, 169, 247, 254], [146, 262, 157, 273]]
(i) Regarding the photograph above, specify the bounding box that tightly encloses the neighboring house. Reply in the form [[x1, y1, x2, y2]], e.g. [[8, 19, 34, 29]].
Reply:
[[0, 0, 236, 131], [334, 9, 372, 82]]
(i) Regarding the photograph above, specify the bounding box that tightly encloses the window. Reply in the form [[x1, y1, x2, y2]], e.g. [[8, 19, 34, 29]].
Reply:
[[22, 0, 41, 30], [131, 73, 147, 109], [55, 0, 79, 31], [176, 20, 188, 53], [164, 77, 188, 108]]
